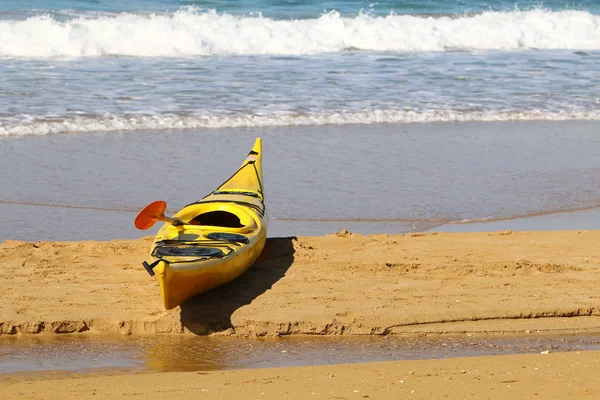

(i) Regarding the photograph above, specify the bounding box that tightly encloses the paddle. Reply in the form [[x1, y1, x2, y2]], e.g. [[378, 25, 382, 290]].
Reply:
[[134, 200, 183, 230]]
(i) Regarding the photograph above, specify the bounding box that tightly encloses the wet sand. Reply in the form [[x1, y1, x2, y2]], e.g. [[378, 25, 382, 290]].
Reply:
[[3, 121, 600, 242], [2, 333, 600, 376], [1, 230, 599, 398], [0, 351, 598, 399]]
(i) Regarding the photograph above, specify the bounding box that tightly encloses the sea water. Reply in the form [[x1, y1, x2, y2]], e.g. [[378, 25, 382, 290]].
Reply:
[[2, 334, 600, 375], [0, 0, 599, 240]]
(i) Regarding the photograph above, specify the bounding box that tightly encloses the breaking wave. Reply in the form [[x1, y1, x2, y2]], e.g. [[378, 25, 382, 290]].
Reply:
[[1, 8, 599, 57], [3, 109, 600, 136]]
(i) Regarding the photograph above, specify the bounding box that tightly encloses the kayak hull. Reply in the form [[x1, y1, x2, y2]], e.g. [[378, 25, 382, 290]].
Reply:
[[143, 138, 267, 310]]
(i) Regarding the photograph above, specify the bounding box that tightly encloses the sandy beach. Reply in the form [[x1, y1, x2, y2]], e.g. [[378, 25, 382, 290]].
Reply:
[[3, 0, 600, 397], [2, 230, 599, 336], [1, 230, 599, 398]]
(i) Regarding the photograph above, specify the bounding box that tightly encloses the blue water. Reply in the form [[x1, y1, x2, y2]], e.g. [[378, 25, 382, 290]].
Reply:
[[1, 1, 599, 135], [0, 1, 599, 240], [5, 1, 600, 15]]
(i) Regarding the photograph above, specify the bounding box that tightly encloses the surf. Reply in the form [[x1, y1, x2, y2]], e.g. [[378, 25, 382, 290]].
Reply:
[[3, 109, 600, 136], [1, 8, 599, 57]]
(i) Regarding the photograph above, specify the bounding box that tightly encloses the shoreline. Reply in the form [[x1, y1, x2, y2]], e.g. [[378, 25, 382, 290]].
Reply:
[[2, 201, 599, 242], [428, 207, 600, 234], [2, 331, 600, 377], [3, 120, 600, 242], [2, 351, 600, 399]]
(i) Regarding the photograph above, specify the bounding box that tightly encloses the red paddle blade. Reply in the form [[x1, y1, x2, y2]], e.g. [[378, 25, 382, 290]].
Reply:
[[134, 200, 168, 230]]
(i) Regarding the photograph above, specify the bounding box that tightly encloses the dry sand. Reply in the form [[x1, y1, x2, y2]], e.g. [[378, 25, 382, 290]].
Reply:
[[1, 230, 599, 398], [2, 230, 599, 336]]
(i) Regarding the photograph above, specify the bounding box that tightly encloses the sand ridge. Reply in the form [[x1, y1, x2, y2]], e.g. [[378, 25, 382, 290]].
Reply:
[[1, 230, 599, 337]]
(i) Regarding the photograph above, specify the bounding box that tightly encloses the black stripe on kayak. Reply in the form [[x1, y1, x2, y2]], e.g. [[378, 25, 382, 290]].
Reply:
[[213, 190, 260, 198], [154, 246, 225, 258], [206, 232, 249, 244], [154, 240, 237, 249]]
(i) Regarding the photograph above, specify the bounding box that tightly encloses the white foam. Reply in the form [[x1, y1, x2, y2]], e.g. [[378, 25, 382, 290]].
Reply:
[[2, 110, 600, 136], [0, 8, 599, 57]]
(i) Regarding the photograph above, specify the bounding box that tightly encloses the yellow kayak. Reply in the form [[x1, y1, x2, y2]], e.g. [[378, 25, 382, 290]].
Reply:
[[134, 138, 267, 310]]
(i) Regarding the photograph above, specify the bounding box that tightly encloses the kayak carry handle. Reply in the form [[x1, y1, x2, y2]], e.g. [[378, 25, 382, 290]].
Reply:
[[142, 260, 161, 277]]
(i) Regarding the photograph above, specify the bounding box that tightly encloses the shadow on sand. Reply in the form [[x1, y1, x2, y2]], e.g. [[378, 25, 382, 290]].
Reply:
[[179, 237, 296, 335]]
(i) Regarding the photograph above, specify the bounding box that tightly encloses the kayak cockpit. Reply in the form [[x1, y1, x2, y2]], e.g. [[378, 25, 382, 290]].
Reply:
[[189, 210, 244, 228], [173, 203, 257, 233]]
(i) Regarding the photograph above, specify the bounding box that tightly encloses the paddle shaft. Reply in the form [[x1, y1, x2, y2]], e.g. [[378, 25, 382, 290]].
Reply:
[[161, 215, 185, 226]]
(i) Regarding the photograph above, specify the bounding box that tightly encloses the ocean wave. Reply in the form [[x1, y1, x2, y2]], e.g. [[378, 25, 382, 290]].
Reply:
[[2, 110, 600, 136], [0, 8, 599, 57]]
